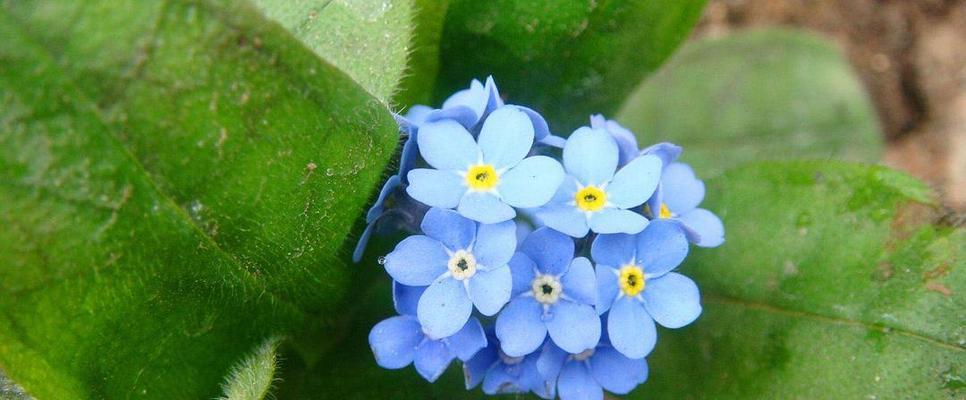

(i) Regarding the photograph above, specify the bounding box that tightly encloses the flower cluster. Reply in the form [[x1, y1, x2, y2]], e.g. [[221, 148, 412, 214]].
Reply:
[[359, 77, 723, 399]]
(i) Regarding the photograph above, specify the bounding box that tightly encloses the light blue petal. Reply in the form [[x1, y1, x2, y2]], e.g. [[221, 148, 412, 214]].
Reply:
[[538, 134, 567, 148], [420, 207, 476, 251], [352, 222, 375, 263], [640, 142, 682, 168], [590, 234, 637, 268], [517, 105, 550, 140], [366, 175, 401, 223], [515, 220, 534, 248], [535, 203, 589, 238], [645, 183, 663, 220], [591, 114, 639, 167], [588, 208, 648, 235], [368, 315, 423, 369], [661, 162, 705, 214], [678, 208, 725, 248], [469, 265, 512, 316], [474, 219, 517, 268], [445, 317, 488, 361], [520, 227, 575, 276], [478, 106, 534, 169], [495, 297, 547, 357], [414, 339, 454, 382], [398, 135, 419, 180], [643, 272, 702, 328], [561, 257, 595, 305], [483, 76, 505, 113], [417, 119, 480, 170], [563, 127, 618, 185], [589, 347, 647, 394], [403, 104, 434, 125], [442, 78, 487, 121], [483, 366, 525, 395], [464, 339, 498, 389], [558, 361, 603, 400], [606, 154, 662, 209], [635, 220, 689, 278], [384, 235, 449, 286], [425, 106, 478, 129], [536, 341, 568, 381], [607, 297, 657, 359], [520, 356, 556, 399], [393, 281, 426, 316], [418, 277, 473, 339], [595, 266, 619, 315], [546, 301, 601, 354], [458, 192, 516, 224], [407, 169, 465, 208], [500, 156, 565, 208]]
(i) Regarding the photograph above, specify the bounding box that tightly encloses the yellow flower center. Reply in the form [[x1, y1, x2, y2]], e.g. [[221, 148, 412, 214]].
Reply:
[[618, 264, 645, 296], [659, 203, 673, 219], [465, 164, 499, 190], [575, 185, 607, 212]]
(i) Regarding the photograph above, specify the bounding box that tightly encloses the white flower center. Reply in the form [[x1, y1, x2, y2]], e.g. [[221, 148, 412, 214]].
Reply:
[[531, 274, 562, 304], [447, 250, 477, 280]]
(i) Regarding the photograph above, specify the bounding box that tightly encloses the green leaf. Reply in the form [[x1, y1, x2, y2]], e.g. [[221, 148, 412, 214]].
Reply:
[[635, 161, 964, 399], [252, 0, 414, 102], [435, 0, 707, 131], [617, 29, 883, 177], [219, 337, 281, 400], [0, 0, 397, 398], [392, 0, 450, 107]]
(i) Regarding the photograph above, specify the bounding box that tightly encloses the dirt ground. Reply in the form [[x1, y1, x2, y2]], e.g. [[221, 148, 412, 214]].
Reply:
[[691, 0, 965, 211]]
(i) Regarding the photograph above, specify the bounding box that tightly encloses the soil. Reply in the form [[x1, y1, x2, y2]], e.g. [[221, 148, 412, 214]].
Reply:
[[691, 0, 966, 210]]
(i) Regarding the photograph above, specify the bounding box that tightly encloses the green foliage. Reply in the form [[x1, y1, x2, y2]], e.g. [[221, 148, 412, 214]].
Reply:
[[392, 0, 450, 107], [252, 0, 414, 102], [219, 337, 282, 400], [436, 0, 707, 131], [618, 29, 883, 176]]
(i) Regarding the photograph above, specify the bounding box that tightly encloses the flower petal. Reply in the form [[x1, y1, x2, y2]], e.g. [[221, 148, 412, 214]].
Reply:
[[406, 169, 465, 209], [606, 154, 662, 209], [365, 175, 401, 223], [499, 156, 565, 208], [483, 366, 525, 395], [520, 227, 575, 276], [520, 356, 556, 399], [478, 106, 535, 169], [464, 339, 498, 389], [661, 162, 705, 214], [417, 119, 480, 170], [384, 235, 449, 286], [546, 301, 601, 354], [561, 257, 595, 305], [536, 341, 568, 381], [595, 266, 619, 315], [442, 78, 487, 122], [414, 339, 454, 382], [421, 207, 476, 251], [393, 281, 426, 316], [418, 277, 473, 339], [474, 219, 517, 268], [535, 202, 589, 238], [558, 361, 603, 400], [368, 316, 423, 369], [589, 347, 648, 394], [445, 317, 488, 361], [643, 272, 702, 328], [425, 106, 478, 129], [590, 234, 637, 268], [591, 114, 639, 167], [517, 105, 551, 140], [509, 252, 537, 297], [640, 142, 682, 168], [607, 297, 657, 359], [352, 222, 375, 263], [563, 127, 618, 186], [458, 192, 516, 224], [469, 265, 512, 316], [538, 134, 567, 148], [588, 208, 649, 235], [678, 208, 725, 248], [496, 297, 547, 357], [635, 220, 689, 278]]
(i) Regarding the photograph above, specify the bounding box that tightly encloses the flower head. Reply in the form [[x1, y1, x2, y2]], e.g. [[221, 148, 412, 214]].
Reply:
[[496, 228, 600, 356], [464, 331, 555, 399], [592, 220, 701, 358], [534, 127, 662, 237], [537, 335, 649, 400], [384, 208, 515, 338], [406, 106, 565, 224]]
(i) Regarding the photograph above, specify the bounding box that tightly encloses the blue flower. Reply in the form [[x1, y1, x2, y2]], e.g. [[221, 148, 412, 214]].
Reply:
[[589, 114, 639, 167], [429, 76, 503, 130], [464, 331, 555, 399], [537, 335, 649, 400], [369, 283, 487, 382], [496, 227, 600, 356], [642, 144, 725, 248], [592, 220, 701, 359], [384, 208, 515, 338], [534, 127, 663, 237], [406, 106, 565, 224]]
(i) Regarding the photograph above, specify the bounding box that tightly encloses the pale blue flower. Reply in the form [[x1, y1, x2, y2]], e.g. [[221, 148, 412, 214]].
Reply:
[[464, 331, 555, 399]]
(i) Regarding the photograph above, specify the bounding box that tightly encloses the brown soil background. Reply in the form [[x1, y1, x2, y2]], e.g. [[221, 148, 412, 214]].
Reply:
[[690, 0, 965, 210]]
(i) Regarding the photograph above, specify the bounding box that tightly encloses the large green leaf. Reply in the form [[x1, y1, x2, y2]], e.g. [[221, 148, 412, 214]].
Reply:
[[392, 0, 450, 107], [636, 162, 964, 399], [435, 0, 707, 132], [0, 0, 397, 398], [617, 29, 883, 177], [252, 0, 414, 102]]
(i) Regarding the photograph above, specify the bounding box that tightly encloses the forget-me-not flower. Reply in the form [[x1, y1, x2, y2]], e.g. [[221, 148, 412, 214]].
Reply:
[[406, 106, 565, 224], [369, 283, 487, 382], [464, 330, 555, 399], [589, 114, 638, 167], [384, 208, 515, 338], [592, 220, 701, 359], [536, 333, 649, 400], [534, 127, 662, 237], [642, 143, 725, 248], [496, 228, 600, 356]]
